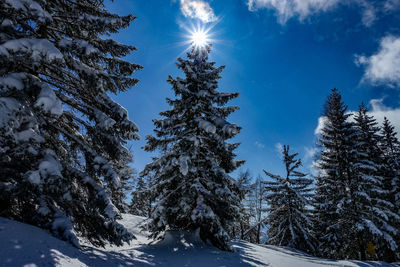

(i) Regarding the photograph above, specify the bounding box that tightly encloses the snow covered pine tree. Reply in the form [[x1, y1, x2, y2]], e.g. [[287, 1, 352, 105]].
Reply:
[[242, 175, 267, 244], [141, 44, 244, 251], [379, 117, 400, 261], [0, 0, 142, 247], [264, 145, 315, 253], [232, 170, 266, 244], [231, 170, 254, 241], [314, 88, 358, 259], [315, 90, 398, 260], [354, 106, 398, 262], [130, 172, 156, 218]]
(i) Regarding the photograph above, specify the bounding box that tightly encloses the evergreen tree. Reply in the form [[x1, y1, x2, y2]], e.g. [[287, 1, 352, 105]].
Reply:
[[0, 0, 141, 247], [378, 117, 400, 261], [231, 170, 253, 241], [314, 89, 358, 258], [141, 44, 244, 251], [264, 145, 315, 253], [130, 172, 156, 218], [235, 174, 267, 244], [249, 176, 267, 244], [315, 91, 398, 260], [344, 103, 397, 260]]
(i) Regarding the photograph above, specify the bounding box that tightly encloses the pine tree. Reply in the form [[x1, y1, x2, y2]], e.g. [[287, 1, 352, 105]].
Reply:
[[141, 44, 244, 251], [231, 170, 253, 241], [264, 145, 315, 253], [378, 117, 400, 261], [348, 103, 398, 261], [235, 173, 267, 244], [250, 176, 267, 244], [315, 92, 398, 260], [0, 0, 141, 247], [130, 172, 156, 218], [314, 88, 358, 258]]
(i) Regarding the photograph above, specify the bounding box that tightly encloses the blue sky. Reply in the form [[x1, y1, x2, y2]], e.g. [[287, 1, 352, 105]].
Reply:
[[105, 0, 400, 178]]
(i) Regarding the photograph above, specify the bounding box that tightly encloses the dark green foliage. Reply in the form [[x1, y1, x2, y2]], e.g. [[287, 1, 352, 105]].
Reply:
[[130, 172, 156, 218], [378, 117, 400, 261], [314, 90, 398, 261], [0, 0, 141, 247], [264, 145, 316, 253], [314, 89, 357, 258], [142, 45, 243, 251]]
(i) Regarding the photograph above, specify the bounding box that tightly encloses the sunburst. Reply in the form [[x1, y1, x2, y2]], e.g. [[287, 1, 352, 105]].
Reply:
[[191, 29, 209, 47]]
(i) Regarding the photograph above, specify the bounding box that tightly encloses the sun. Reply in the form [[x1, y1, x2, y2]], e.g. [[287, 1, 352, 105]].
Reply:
[[191, 29, 209, 47], [180, 22, 219, 50]]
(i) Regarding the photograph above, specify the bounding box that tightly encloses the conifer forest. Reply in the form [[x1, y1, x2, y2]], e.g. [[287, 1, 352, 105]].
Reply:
[[1, 0, 400, 266]]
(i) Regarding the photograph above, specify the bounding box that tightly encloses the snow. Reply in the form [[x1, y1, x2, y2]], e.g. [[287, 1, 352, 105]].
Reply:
[[26, 154, 62, 184], [4, 0, 52, 22], [27, 170, 41, 184], [0, 97, 44, 143], [38, 154, 63, 179], [0, 73, 26, 91], [94, 109, 116, 130], [197, 119, 216, 134], [0, 97, 20, 126], [1, 18, 13, 27], [34, 85, 63, 116], [0, 214, 394, 267], [15, 129, 44, 143], [104, 203, 120, 219], [58, 39, 99, 55], [179, 155, 190, 176], [51, 211, 80, 249], [1, 38, 63, 63], [223, 123, 239, 136]]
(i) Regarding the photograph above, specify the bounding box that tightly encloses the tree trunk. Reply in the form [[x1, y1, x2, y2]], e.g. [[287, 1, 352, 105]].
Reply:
[[358, 236, 366, 260]]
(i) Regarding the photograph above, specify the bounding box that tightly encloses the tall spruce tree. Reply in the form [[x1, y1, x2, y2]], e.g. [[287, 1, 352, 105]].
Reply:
[[264, 145, 315, 253], [351, 103, 398, 260], [0, 0, 141, 247], [314, 89, 358, 258], [141, 44, 244, 251], [378, 117, 400, 261]]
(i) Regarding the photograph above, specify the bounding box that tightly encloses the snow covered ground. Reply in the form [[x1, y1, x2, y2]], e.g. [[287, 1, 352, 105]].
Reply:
[[0, 214, 396, 267]]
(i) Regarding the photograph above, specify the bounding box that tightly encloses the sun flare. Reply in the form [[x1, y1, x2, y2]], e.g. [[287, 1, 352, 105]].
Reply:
[[191, 29, 209, 47]]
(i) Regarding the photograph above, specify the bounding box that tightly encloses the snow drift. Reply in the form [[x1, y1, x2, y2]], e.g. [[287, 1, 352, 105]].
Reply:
[[0, 214, 395, 266]]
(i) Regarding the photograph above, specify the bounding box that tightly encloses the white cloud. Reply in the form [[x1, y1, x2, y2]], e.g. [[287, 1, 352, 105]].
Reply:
[[303, 146, 319, 176], [367, 98, 400, 135], [314, 116, 327, 135], [275, 142, 283, 151], [246, 0, 400, 27], [254, 141, 265, 149], [314, 98, 400, 137], [355, 35, 400, 88], [310, 159, 322, 176], [247, 0, 339, 24], [275, 142, 283, 158], [179, 0, 217, 23], [384, 0, 400, 12], [357, 0, 376, 27], [304, 146, 317, 162]]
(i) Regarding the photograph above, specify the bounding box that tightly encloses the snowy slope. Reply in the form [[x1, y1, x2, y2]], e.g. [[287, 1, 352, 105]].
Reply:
[[0, 214, 396, 267]]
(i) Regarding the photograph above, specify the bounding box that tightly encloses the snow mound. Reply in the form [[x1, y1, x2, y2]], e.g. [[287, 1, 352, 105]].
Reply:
[[0, 215, 395, 267], [0, 217, 90, 267], [154, 229, 205, 248]]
